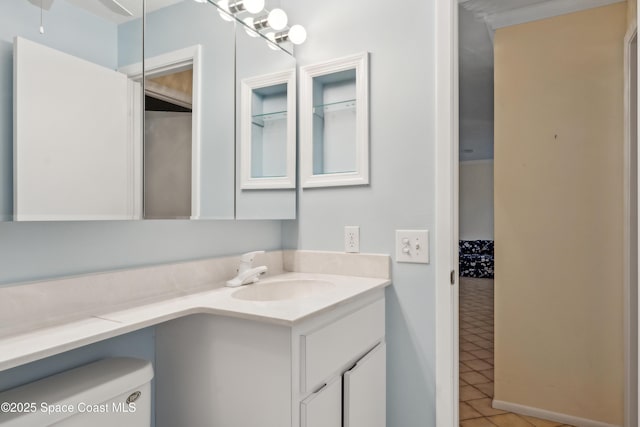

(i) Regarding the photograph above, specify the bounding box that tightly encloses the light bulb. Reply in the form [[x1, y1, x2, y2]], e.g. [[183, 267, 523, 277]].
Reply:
[[217, 0, 234, 21], [243, 0, 264, 14], [193, 0, 208, 3], [243, 17, 259, 37], [288, 24, 307, 45], [267, 8, 288, 30], [265, 32, 279, 50]]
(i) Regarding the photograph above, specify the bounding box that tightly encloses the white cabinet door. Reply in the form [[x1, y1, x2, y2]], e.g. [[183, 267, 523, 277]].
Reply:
[[14, 37, 139, 220], [300, 376, 342, 427], [344, 342, 386, 427]]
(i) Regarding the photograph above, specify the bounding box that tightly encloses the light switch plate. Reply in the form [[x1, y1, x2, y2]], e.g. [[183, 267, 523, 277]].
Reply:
[[396, 230, 429, 263]]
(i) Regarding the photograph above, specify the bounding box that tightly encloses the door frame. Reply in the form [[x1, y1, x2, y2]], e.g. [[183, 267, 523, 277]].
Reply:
[[623, 18, 638, 427], [435, 4, 640, 427], [434, 1, 459, 426], [119, 45, 203, 219]]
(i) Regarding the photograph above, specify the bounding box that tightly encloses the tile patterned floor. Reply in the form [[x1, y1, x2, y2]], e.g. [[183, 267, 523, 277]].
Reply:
[[459, 278, 574, 427]]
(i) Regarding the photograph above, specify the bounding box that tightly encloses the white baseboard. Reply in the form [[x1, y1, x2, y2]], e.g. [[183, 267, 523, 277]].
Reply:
[[492, 399, 622, 427]]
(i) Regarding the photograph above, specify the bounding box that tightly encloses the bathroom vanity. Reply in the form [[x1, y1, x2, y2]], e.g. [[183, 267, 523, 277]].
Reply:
[[0, 251, 390, 427], [156, 286, 385, 427]]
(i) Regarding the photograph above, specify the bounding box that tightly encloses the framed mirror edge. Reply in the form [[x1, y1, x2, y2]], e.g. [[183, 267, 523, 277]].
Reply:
[[240, 68, 297, 190]]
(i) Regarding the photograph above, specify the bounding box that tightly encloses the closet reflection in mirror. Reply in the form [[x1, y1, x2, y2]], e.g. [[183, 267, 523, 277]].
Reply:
[[142, 0, 235, 219], [5, 0, 144, 221], [235, 21, 296, 220], [145, 67, 194, 219]]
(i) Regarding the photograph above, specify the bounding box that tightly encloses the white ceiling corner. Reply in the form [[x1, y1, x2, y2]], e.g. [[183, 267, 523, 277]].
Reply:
[[460, 0, 626, 31]]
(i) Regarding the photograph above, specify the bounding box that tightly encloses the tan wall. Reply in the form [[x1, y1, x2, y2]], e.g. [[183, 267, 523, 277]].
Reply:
[[494, 4, 626, 424], [629, 0, 637, 29]]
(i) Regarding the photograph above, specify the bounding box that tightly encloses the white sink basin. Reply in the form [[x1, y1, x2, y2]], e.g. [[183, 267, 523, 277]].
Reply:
[[231, 279, 335, 302]]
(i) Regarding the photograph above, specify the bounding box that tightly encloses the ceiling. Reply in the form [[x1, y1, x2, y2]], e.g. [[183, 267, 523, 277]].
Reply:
[[459, 5, 494, 162], [27, 0, 184, 24], [457, 0, 624, 161]]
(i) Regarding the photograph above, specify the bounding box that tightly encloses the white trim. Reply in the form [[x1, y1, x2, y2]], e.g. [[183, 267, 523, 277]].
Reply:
[[145, 81, 192, 109], [485, 0, 625, 30], [459, 159, 493, 166], [624, 20, 638, 427], [127, 79, 143, 220], [14, 214, 137, 221], [240, 69, 296, 190], [435, 0, 458, 426], [300, 52, 369, 188], [493, 400, 622, 427], [120, 45, 203, 219]]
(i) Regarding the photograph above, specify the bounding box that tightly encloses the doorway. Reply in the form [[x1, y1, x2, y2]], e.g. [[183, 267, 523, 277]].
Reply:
[[144, 67, 194, 219], [436, 2, 637, 427], [120, 45, 203, 219]]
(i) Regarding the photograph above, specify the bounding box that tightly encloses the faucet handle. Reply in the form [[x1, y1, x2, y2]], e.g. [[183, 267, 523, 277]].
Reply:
[[238, 251, 265, 274], [240, 251, 265, 264]]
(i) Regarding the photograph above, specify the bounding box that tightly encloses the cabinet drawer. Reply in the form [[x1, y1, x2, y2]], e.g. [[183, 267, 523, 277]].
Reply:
[[300, 298, 384, 392]]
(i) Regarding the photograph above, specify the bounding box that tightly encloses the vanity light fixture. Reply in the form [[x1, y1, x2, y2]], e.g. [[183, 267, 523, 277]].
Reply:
[[273, 24, 307, 45], [210, 0, 307, 48], [217, 0, 264, 22], [264, 32, 280, 50], [216, 0, 235, 21], [263, 24, 307, 50], [228, 0, 265, 14], [267, 8, 288, 30], [243, 7, 287, 37], [243, 17, 260, 37]]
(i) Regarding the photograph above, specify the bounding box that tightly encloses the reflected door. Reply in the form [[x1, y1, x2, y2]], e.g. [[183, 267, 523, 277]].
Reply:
[[14, 37, 141, 221]]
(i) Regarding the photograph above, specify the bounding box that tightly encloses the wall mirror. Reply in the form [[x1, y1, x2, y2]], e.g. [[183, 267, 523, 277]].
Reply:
[[137, 0, 236, 220], [235, 11, 297, 219], [3, 0, 144, 221], [4, 0, 298, 221], [300, 52, 369, 188]]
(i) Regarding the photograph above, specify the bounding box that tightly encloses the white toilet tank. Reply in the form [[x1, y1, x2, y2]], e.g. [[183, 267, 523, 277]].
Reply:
[[0, 358, 153, 427]]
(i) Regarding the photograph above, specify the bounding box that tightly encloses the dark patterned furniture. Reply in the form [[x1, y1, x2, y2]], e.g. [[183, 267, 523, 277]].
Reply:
[[459, 240, 494, 278]]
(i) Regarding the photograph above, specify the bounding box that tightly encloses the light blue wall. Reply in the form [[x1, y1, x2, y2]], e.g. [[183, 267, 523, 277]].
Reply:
[[0, 220, 282, 285], [282, 0, 437, 425]]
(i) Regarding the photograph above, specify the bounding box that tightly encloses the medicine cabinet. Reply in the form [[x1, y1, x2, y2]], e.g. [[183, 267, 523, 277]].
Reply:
[[240, 70, 296, 190], [4, 0, 298, 221], [300, 52, 369, 188]]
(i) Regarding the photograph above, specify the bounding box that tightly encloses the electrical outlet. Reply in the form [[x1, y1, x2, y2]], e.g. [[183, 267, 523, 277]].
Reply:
[[396, 230, 429, 263], [344, 226, 360, 253]]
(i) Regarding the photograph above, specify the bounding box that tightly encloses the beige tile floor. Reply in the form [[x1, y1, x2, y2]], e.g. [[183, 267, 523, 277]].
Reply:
[[459, 277, 574, 427]]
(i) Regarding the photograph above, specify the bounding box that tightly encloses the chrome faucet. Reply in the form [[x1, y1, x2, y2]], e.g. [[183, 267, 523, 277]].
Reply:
[[226, 251, 268, 287]]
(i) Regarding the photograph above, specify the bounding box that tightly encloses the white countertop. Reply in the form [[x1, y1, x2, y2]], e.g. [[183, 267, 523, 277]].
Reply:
[[0, 271, 390, 372]]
